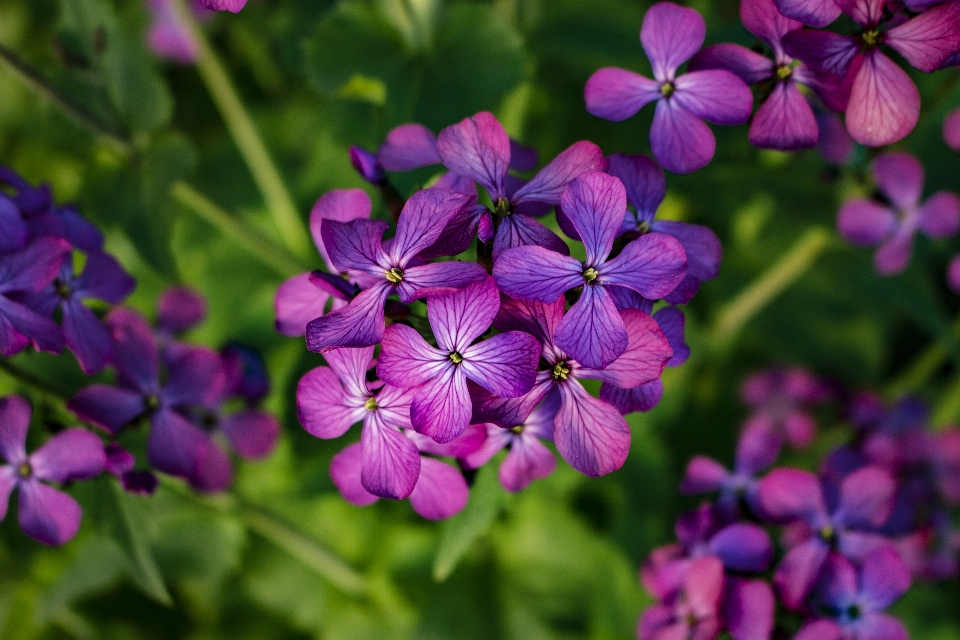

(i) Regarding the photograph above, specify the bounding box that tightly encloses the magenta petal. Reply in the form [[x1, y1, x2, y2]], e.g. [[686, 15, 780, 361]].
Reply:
[[917, 192, 960, 239], [653, 306, 689, 366], [775, 538, 830, 609], [688, 43, 774, 85], [156, 286, 206, 333], [309, 189, 372, 267], [436, 112, 511, 200], [607, 154, 665, 222], [874, 229, 914, 275], [584, 68, 660, 122], [197, 0, 246, 12], [397, 261, 487, 304], [68, 385, 145, 434], [61, 298, 112, 375], [837, 199, 897, 247], [795, 620, 843, 640], [555, 381, 630, 477], [378, 123, 440, 171], [749, 81, 819, 150], [818, 111, 855, 165], [578, 308, 672, 387], [736, 425, 782, 474], [324, 346, 373, 397], [860, 547, 911, 610], [873, 152, 923, 209], [409, 457, 469, 519], [673, 70, 753, 125], [0, 467, 15, 519], [835, 0, 886, 26], [641, 2, 706, 79], [471, 372, 554, 429], [17, 479, 82, 546], [492, 246, 584, 302], [855, 615, 909, 640], [147, 408, 209, 479], [427, 275, 499, 351], [390, 189, 473, 265], [759, 468, 826, 524], [948, 254, 960, 293], [0, 395, 30, 464], [500, 433, 556, 492], [461, 331, 541, 397], [305, 281, 390, 352], [330, 444, 379, 506], [410, 366, 471, 444], [782, 30, 860, 77], [600, 232, 688, 299], [743, 0, 804, 48], [680, 456, 728, 494], [559, 172, 625, 264], [189, 439, 233, 493], [463, 426, 511, 469], [709, 523, 774, 572], [555, 285, 628, 370], [492, 212, 570, 261], [220, 410, 280, 459], [418, 202, 488, 260], [725, 579, 775, 640], [513, 141, 608, 206], [29, 428, 104, 483], [494, 295, 565, 346], [846, 51, 920, 147], [0, 236, 70, 295], [836, 466, 895, 529], [651, 220, 721, 282], [377, 323, 448, 389], [884, 2, 960, 73], [685, 555, 724, 618], [600, 378, 664, 414], [360, 413, 420, 499], [320, 218, 388, 274], [774, 0, 841, 26], [650, 99, 715, 174], [945, 107, 960, 152], [275, 273, 330, 337]]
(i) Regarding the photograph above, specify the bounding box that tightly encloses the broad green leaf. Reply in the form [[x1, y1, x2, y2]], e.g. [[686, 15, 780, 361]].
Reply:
[[433, 465, 506, 581], [37, 536, 127, 625]]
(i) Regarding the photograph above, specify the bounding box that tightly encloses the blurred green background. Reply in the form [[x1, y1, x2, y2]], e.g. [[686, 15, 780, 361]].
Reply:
[[1, 0, 960, 637]]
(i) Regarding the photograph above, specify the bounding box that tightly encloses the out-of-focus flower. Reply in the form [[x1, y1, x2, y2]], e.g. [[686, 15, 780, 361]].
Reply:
[[0, 236, 70, 357], [196, 0, 245, 12], [741, 367, 830, 448], [945, 106, 960, 152], [146, 0, 200, 64]]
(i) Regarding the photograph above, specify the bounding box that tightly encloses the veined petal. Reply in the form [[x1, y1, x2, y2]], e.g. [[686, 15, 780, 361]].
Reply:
[[559, 172, 626, 265], [494, 295, 565, 348], [377, 324, 449, 388], [917, 192, 960, 239], [296, 367, 365, 439], [874, 152, 923, 209], [556, 286, 629, 370], [600, 378, 664, 415], [410, 366, 471, 443], [774, 0, 841, 27], [390, 188, 473, 265], [492, 212, 569, 261], [30, 428, 105, 483], [471, 372, 554, 428], [0, 395, 30, 464], [650, 220, 722, 281], [513, 141, 608, 206], [360, 412, 420, 499], [584, 68, 660, 121], [409, 458, 469, 519], [377, 123, 440, 171], [330, 444, 379, 506], [461, 331, 541, 397], [846, 51, 920, 147], [837, 199, 897, 246], [427, 276, 499, 352], [641, 2, 707, 79], [500, 434, 556, 492], [607, 154, 665, 223], [835, 0, 886, 27], [305, 281, 391, 352], [743, 0, 804, 50], [320, 218, 388, 274], [673, 70, 753, 125], [579, 308, 672, 386], [688, 43, 774, 85], [600, 232, 688, 299], [492, 246, 584, 302], [555, 381, 630, 477], [325, 346, 374, 399], [274, 273, 331, 337], [61, 297, 112, 375], [749, 81, 819, 151], [436, 112, 511, 200], [397, 261, 487, 304], [418, 202, 488, 260], [462, 425, 512, 469], [654, 306, 689, 366], [782, 30, 861, 77], [67, 385, 146, 435], [650, 99, 716, 174], [309, 189, 372, 268], [885, 1, 960, 73], [220, 410, 280, 459], [17, 480, 81, 546]]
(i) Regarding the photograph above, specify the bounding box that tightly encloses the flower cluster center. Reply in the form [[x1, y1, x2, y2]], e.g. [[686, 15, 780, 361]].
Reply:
[[16, 462, 31, 478], [449, 351, 464, 364], [660, 81, 675, 98], [385, 267, 404, 284], [862, 29, 880, 47], [364, 397, 378, 411], [552, 361, 571, 381], [583, 267, 599, 283], [494, 197, 512, 217], [54, 279, 72, 298], [510, 425, 524, 435], [775, 64, 792, 81], [145, 394, 161, 412], [818, 525, 837, 544]]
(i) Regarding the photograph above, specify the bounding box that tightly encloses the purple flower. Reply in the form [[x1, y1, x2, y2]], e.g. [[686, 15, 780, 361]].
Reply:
[[297, 346, 420, 499], [689, 0, 853, 151], [274, 188, 372, 338], [774, 0, 841, 27], [494, 172, 687, 369], [17, 251, 135, 374], [146, 0, 199, 64], [674, 503, 775, 573], [68, 309, 227, 489], [105, 443, 158, 496], [837, 152, 960, 275], [946, 106, 960, 152], [377, 277, 541, 444], [463, 390, 560, 492], [783, 1, 960, 146], [196, 0, 245, 12], [157, 286, 207, 335], [758, 465, 897, 609], [794, 547, 910, 640], [305, 188, 487, 352], [0, 193, 28, 254], [435, 112, 607, 259], [584, 2, 753, 173], [638, 555, 724, 640], [474, 294, 673, 477], [349, 146, 386, 183], [741, 367, 830, 448], [0, 236, 70, 357], [681, 425, 782, 518], [221, 342, 270, 403], [0, 396, 106, 546]]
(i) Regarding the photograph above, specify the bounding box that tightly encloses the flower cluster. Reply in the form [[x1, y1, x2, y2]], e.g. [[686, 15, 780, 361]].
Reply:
[[639, 367, 960, 639], [586, 0, 960, 173], [277, 110, 721, 518]]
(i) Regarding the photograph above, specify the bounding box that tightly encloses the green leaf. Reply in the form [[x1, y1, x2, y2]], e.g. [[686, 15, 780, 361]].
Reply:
[[432, 465, 506, 582], [94, 479, 173, 606], [37, 536, 127, 625]]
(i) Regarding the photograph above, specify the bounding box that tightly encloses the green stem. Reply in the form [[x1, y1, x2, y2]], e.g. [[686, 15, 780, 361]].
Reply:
[[932, 373, 960, 427], [171, 182, 306, 277], [884, 316, 960, 398], [710, 226, 834, 350], [176, 1, 312, 261]]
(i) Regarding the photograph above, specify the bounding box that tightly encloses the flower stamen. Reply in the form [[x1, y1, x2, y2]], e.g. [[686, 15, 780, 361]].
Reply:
[[16, 462, 31, 478], [449, 352, 464, 364], [364, 397, 378, 411], [385, 267, 404, 284], [552, 361, 571, 381], [660, 81, 675, 97]]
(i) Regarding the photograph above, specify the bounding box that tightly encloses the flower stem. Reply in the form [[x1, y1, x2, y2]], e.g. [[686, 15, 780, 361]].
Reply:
[[176, 1, 312, 261], [710, 226, 834, 350], [885, 313, 960, 398], [932, 373, 960, 427]]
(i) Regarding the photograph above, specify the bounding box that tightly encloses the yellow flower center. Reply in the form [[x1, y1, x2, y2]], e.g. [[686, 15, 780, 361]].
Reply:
[[17, 462, 31, 478], [385, 267, 404, 284], [583, 267, 599, 283], [862, 29, 880, 47], [551, 362, 571, 381], [364, 397, 378, 411], [775, 64, 792, 81], [660, 82, 675, 97], [449, 352, 464, 364]]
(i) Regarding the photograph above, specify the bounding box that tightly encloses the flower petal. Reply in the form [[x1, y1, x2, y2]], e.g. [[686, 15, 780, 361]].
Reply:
[[559, 172, 626, 265], [650, 99, 716, 174], [584, 68, 660, 122], [0, 297, 62, 355], [837, 199, 897, 247], [873, 152, 924, 210], [309, 189, 372, 268], [555, 381, 630, 477], [492, 246, 584, 303], [461, 331, 541, 397], [855, 614, 909, 640], [673, 70, 753, 125], [513, 141, 608, 206], [274, 273, 331, 337], [500, 433, 556, 492], [106, 309, 158, 393], [61, 297, 112, 375], [653, 306, 689, 366], [162, 346, 225, 409], [305, 281, 391, 352], [17, 480, 82, 546], [492, 212, 570, 261], [330, 443, 379, 506], [377, 123, 440, 171], [68, 385, 146, 435], [685, 555, 724, 619], [73, 251, 135, 304], [436, 112, 511, 200], [884, 1, 960, 73], [835, 466, 895, 529], [189, 439, 233, 493], [860, 546, 911, 611], [0, 395, 30, 465], [577, 307, 672, 386], [410, 366, 471, 443], [774, 538, 830, 609], [422, 276, 500, 352], [0, 195, 28, 253], [680, 456, 729, 494], [555, 285, 628, 370], [418, 202, 489, 260], [320, 218, 388, 274], [736, 425, 783, 475], [147, 408, 209, 479], [377, 323, 449, 388], [743, 0, 804, 49], [471, 372, 555, 428], [794, 620, 843, 640], [749, 81, 819, 151], [29, 428, 104, 483], [397, 261, 488, 304], [759, 467, 827, 524], [688, 43, 774, 85], [782, 30, 860, 77], [360, 412, 421, 499], [220, 410, 280, 459], [607, 154, 666, 224], [775, 0, 841, 26], [874, 228, 914, 276], [945, 106, 960, 152], [917, 192, 960, 239], [409, 458, 469, 520], [709, 523, 774, 572], [641, 2, 706, 79], [0, 466, 15, 520], [725, 578, 775, 640], [600, 232, 688, 299], [390, 189, 473, 265], [846, 51, 920, 147], [0, 236, 70, 295]]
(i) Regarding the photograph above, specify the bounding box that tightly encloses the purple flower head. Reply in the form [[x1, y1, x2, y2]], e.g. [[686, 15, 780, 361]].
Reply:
[[838, 152, 960, 275], [945, 106, 960, 152], [377, 277, 541, 444], [435, 112, 607, 259], [104, 443, 158, 496], [638, 555, 724, 640], [584, 2, 753, 174], [349, 146, 386, 183], [741, 367, 830, 448], [298, 346, 420, 499], [68, 308, 228, 490], [17, 251, 135, 374], [463, 390, 560, 492], [0, 396, 106, 546], [795, 547, 910, 640], [758, 465, 897, 609], [306, 188, 487, 352], [681, 425, 783, 518], [146, 0, 200, 64], [494, 172, 687, 369], [0, 236, 70, 357], [221, 342, 270, 403], [783, 0, 960, 146], [688, 0, 854, 151], [274, 188, 372, 338], [474, 294, 673, 477], [157, 286, 207, 335], [674, 503, 775, 573], [196, 0, 245, 12], [774, 0, 842, 27]]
